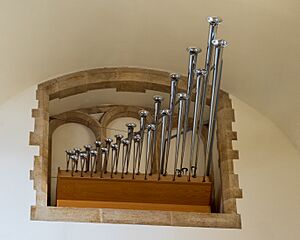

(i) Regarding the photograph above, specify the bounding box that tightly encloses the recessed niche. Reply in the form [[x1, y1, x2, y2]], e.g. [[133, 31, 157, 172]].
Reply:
[[29, 67, 241, 228]]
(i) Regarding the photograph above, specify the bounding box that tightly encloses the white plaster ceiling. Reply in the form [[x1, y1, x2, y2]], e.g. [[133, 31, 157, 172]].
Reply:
[[0, 0, 299, 150]]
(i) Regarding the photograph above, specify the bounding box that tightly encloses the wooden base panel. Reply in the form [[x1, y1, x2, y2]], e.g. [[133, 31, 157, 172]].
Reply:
[[57, 170, 212, 213], [57, 200, 211, 213]]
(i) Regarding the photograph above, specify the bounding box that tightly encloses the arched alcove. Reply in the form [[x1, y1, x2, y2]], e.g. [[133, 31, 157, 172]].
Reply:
[[50, 123, 96, 206], [29, 67, 241, 228]]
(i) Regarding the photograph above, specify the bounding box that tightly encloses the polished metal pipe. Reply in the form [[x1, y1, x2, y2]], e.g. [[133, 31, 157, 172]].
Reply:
[[188, 69, 207, 180], [137, 110, 148, 174], [95, 141, 102, 173], [180, 47, 201, 171], [132, 134, 141, 179], [65, 150, 75, 172], [205, 39, 228, 177], [158, 109, 171, 179], [84, 145, 92, 172], [73, 148, 81, 172], [145, 124, 155, 179], [104, 138, 113, 173], [114, 134, 123, 174], [121, 138, 130, 179], [79, 152, 87, 177], [90, 150, 97, 177], [99, 147, 108, 178], [110, 144, 118, 178], [151, 96, 163, 174], [70, 155, 78, 177], [125, 123, 136, 174], [173, 93, 188, 181], [194, 16, 223, 177], [164, 73, 180, 176]]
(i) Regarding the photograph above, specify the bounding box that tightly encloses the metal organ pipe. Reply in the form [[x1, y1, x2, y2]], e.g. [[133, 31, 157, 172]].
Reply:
[[61, 16, 228, 184], [205, 39, 228, 177]]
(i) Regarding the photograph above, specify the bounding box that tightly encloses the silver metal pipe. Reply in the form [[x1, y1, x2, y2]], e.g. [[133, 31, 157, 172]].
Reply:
[[164, 73, 180, 176], [158, 109, 171, 179], [99, 147, 108, 178], [90, 150, 97, 177], [65, 150, 75, 172], [84, 145, 92, 172], [180, 47, 201, 171], [110, 144, 118, 178], [70, 155, 78, 177], [132, 134, 141, 179], [104, 138, 113, 173], [95, 141, 102, 173], [173, 93, 188, 181], [73, 148, 81, 172], [195, 16, 223, 178], [114, 134, 123, 174], [150, 96, 163, 175], [125, 123, 136, 174], [188, 69, 207, 180], [145, 124, 155, 179], [79, 152, 87, 177], [121, 138, 130, 178], [137, 110, 148, 174], [205, 39, 228, 177]]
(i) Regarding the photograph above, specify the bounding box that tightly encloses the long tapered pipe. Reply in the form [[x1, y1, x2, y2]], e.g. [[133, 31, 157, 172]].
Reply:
[[95, 141, 102, 173], [158, 109, 171, 179], [164, 73, 180, 176], [73, 148, 81, 172], [137, 110, 148, 174], [99, 147, 108, 178], [70, 155, 78, 177], [145, 124, 155, 179], [150, 96, 163, 174], [79, 152, 87, 177], [195, 16, 223, 179], [65, 150, 75, 172], [84, 145, 92, 172], [114, 134, 123, 174], [125, 123, 136, 174], [90, 150, 97, 177], [188, 69, 207, 180], [132, 134, 141, 179], [205, 39, 228, 176], [110, 144, 118, 178], [104, 138, 113, 173], [173, 93, 188, 181], [180, 47, 201, 170], [121, 139, 130, 178]]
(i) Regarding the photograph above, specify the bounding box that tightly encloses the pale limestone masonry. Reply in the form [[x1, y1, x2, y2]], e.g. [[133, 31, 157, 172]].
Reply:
[[29, 67, 241, 228]]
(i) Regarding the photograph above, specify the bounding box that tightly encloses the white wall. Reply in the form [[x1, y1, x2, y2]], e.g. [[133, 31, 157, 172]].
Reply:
[[0, 85, 299, 240]]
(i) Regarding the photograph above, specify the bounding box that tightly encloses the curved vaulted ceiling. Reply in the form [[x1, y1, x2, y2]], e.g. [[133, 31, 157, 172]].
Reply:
[[0, 0, 299, 150]]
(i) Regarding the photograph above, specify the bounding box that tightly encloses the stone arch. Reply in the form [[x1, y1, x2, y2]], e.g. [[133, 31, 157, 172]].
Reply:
[[30, 67, 241, 228], [99, 105, 154, 140], [49, 110, 102, 139]]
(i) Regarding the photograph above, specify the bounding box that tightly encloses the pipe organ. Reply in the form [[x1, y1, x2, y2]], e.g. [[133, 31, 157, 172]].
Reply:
[[55, 16, 230, 214]]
